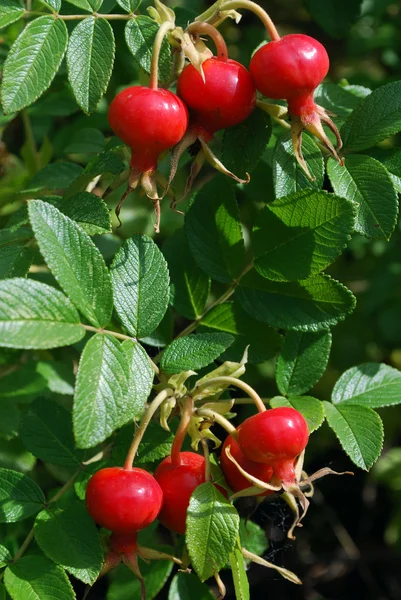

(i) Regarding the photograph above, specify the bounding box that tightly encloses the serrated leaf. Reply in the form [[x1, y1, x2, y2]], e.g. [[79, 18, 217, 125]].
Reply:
[[305, 0, 362, 38], [0, 545, 12, 568], [314, 83, 369, 120], [64, 0, 102, 12], [160, 333, 234, 374], [367, 147, 401, 193], [185, 177, 246, 284], [163, 228, 210, 320], [332, 363, 401, 408], [270, 396, 325, 432], [253, 190, 355, 281], [222, 109, 272, 178], [36, 361, 75, 395], [0, 244, 32, 279], [237, 270, 355, 332], [19, 398, 84, 467], [64, 128, 105, 154], [67, 18, 115, 114], [0, 363, 46, 400], [0, 469, 45, 522], [35, 501, 103, 585], [200, 302, 282, 364], [29, 200, 113, 328], [1, 17, 68, 114], [0, 278, 85, 349], [63, 192, 112, 236], [0, 1, 24, 31], [73, 334, 130, 449], [4, 555, 75, 600], [341, 81, 401, 151], [187, 483, 239, 581], [239, 519, 268, 557], [229, 544, 250, 600], [26, 162, 84, 192], [125, 16, 171, 84], [112, 422, 174, 466], [117, 0, 141, 11], [327, 155, 398, 240], [122, 341, 154, 417], [276, 330, 332, 396], [39, 1, 61, 11], [168, 572, 215, 600], [272, 133, 324, 197], [111, 234, 170, 338], [323, 401, 383, 470]]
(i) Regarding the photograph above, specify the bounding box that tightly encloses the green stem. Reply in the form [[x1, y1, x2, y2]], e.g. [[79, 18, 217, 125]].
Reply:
[[149, 21, 175, 90], [21, 111, 40, 174], [186, 22, 228, 61], [200, 438, 211, 482], [196, 377, 266, 413], [124, 388, 174, 470], [11, 528, 35, 563], [196, 408, 238, 436], [171, 396, 194, 466]]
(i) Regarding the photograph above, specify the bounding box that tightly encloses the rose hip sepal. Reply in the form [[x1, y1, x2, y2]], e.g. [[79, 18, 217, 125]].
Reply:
[[250, 33, 344, 178]]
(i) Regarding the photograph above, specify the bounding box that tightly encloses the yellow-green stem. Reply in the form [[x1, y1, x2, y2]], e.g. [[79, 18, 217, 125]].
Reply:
[[223, 1, 280, 40], [196, 408, 237, 436], [196, 376, 266, 413], [171, 396, 194, 466], [186, 22, 228, 61], [150, 21, 175, 90]]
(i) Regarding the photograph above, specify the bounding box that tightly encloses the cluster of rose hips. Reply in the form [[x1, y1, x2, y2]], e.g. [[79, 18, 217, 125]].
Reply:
[[108, 15, 342, 230]]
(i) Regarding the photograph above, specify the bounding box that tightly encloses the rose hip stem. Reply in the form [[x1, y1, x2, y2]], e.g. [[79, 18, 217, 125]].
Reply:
[[196, 376, 266, 413], [149, 21, 175, 90], [186, 22, 228, 62], [170, 396, 194, 467]]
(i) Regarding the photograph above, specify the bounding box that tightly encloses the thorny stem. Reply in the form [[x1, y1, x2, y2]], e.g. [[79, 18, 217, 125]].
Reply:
[[22, 111, 40, 173], [124, 389, 175, 470], [197, 377, 266, 413], [149, 21, 175, 90], [186, 22, 228, 61], [196, 408, 237, 436], [171, 396, 194, 466]]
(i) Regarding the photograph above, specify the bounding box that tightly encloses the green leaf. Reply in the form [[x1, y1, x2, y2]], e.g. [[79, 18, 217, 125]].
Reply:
[[229, 544, 250, 600], [160, 333, 234, 374], [323, 401, 383, 470], [276, 330, 332, 396], [28, 200, 113, 328], [67, 18, 115, 114], [185, 177, 246, 284], [1, 17, 68, 114], [341, 81, 401, 151], [327, 155, 398, 240], [0, 1, 24, 31], [237, 270, 356, 332], [187, 483, 239, 581], [0, 244, 32, 279], [4, 555, 75, 600], [26, 162, 84, 192], [116, 0, 141, 11], [39, 1, 61, 11], [35, 361, 75, 395], [222, 109, 272, 178], [163, 228, 210, 320], [73, 334, 130, 449], [35, 501, 103, 585], [332, 363, 401, 408], [168, 573, 215, 600], [62, 192, 112, 236], [272, 133, 324, 197], [0, 582, 5, 600], [0, 468, 44, 523], [200, 302, 282, 364], [0, 545, 12, 568], [125, 16, 171, 84], [0, 363, 46, 400], [64, 128, 105, 154], [270, 396, 325, 433], [314, 83, 369, 120], [111, 234, 170, 338], [0, 278, 85, 349], [0, 401, 20, 439], [253, 190, 355, 281], [112, 422, 174, 466], [122, 341, 154, 418], [367, 147, 401, 193], [239, 519, 268, 557], [64, 0, 102, 13], [305, 0, 362, 38], [19, 398, 84, 467]]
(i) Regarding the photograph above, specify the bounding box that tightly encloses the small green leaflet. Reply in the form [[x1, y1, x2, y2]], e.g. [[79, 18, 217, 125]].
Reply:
[[26, 162, 84, 192], [160, 332, 234, 374], [272, 133, 324, 198], [368, 147, 401, 193], [125, 16, 171, 84], [327, 155, 398, 240], [0, 1, 24, 31], [117, 0, 141, 11], [73, 334, 130, 449], [112, 422, 174, 466], [186, 483, 239, 581], [111, 234, 170, 338], [67, 18, 115, 114], [305, 0, 362, 38], [64, 128, 105, 154], [122, 340, 154, 418], [34, 502, 103, 585], [323, 401, 383, 470], [253, 190, 355, 281], [341, 80, 401, 152], [0, 469, 45, 523], [168, 572, 215, 600], [1, 17, 68, 114], [0, 278, 85, 349], [0, 244, 32, 279], [62, 192, 112, 236], [237, 270, 356, 332], [314, 83, 369, 120], [185, 177, 246, 284], [270, 396, 325, 433], [276, 330, 332, 396], [0, 545, 12, 568], [4, 555, 75, 600], [239, 519, 268, 557], [29, 200, 113, 328], [332, 363, 401, 408], [64, 0, 102, 11]]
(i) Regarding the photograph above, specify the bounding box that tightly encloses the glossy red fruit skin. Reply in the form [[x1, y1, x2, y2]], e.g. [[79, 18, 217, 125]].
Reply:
[[154, 452, 205, 535], [177, 57, 256, 134], [85, 467, 163, 533], [237, 407, 309, 467], [220, 435, 274, 497], [108, 86, 188, 173], [250, 34, 329, 115]]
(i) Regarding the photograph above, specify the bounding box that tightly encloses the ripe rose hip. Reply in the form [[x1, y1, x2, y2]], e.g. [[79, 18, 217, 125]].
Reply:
[[85, 467, 163, 533]]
